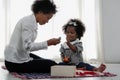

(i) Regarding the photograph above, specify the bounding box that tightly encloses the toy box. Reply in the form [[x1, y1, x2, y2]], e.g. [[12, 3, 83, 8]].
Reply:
[[51, 65, 76, 77]]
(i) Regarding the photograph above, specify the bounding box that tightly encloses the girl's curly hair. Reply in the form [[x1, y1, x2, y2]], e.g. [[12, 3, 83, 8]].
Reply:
[[62, 19, 85, 40]]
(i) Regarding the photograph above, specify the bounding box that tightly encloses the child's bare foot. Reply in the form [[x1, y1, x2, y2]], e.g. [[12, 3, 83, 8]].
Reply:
[[97, 64, 106, 72]]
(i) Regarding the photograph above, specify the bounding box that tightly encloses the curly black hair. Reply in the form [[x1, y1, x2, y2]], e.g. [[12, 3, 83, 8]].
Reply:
[[62, 19, 85, 40], [31, 0, 57, 14]]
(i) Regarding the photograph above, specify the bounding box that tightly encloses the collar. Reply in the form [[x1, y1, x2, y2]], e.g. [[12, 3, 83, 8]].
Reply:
[[61, 39, 80, 49], [31, 14, 38, 30]]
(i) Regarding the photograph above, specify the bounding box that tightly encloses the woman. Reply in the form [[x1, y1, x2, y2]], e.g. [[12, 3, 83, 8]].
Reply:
[[4, 0, 60, 73]]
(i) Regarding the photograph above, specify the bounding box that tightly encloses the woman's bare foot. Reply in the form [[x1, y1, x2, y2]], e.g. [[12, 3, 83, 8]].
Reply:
[[97, 64, 106, 72]]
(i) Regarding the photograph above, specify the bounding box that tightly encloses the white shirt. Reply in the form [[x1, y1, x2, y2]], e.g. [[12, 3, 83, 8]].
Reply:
[[4, 14, 48, 63]]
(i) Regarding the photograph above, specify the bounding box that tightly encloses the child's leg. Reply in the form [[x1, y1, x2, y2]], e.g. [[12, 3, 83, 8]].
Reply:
[[93, 64, 106, 72], [77, 62, 106, 72], [77, 62, 95, 70]]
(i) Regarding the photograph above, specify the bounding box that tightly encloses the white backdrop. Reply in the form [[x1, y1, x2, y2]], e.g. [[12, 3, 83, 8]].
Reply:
[[0, 0, 100, 63]]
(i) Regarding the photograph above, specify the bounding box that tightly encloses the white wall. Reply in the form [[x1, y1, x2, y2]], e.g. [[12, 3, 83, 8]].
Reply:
[[101, 0, 120, 63]]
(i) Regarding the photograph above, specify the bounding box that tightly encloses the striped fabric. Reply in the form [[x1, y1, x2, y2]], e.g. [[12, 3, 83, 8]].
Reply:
[[2, 66, 117, 79]]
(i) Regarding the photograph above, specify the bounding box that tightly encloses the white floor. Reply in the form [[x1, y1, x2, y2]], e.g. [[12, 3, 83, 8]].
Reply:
[[0, 62, 120, 80]]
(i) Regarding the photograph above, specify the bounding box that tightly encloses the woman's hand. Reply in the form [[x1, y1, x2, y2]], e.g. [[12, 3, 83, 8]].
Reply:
[[47, 38, 61, 46]]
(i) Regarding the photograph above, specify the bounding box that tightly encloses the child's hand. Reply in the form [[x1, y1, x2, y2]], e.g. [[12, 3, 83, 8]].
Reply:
[[63, 57, 70, 63], [66, 36, 71, 42]]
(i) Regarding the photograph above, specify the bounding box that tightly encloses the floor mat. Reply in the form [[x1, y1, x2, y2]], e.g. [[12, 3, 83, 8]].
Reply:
[[2, 66, 117, 79], [10, 71, 117, 79]]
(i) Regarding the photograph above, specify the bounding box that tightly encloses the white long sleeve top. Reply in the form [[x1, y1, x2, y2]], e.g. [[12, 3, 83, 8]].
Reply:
[[4, 14, 48, 63]]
